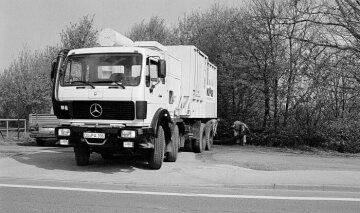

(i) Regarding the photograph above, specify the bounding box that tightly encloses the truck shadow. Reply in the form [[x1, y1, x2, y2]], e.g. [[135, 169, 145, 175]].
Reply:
[[11, 148, 152, 174]]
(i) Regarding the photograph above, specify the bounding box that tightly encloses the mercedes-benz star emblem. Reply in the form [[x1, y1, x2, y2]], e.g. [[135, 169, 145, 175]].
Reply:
[[90, 103, 102, 118]]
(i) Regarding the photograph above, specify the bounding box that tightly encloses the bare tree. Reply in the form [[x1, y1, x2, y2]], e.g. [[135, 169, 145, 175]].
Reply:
[[127, 15, 173, 44], [60, 15, 98, 49], [0, 46, 57, 118]]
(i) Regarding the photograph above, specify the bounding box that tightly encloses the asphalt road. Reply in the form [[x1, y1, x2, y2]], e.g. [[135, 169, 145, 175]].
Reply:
[[1, 184, 360, 213], [1, 144, 360, 212]]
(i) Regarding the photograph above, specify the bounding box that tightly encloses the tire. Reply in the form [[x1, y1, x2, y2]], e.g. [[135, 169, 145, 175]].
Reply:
[[36, 139, 45, 146], [101, 153, 113, 160], [149, 126, 165, 169], [74, 145, 90, 166], [166, 125, 179, 162], [194, 138, 203, 153], [204, 121, 214, 151], [194, 124, 205, 153], [179, 133, 185, 151], [184, 139, 193, 152]]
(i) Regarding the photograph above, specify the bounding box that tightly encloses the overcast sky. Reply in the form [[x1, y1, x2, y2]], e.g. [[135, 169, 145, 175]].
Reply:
[[0, 0, 243, 71]]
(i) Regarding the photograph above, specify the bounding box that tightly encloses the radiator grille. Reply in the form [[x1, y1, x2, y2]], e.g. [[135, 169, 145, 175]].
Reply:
[[71, 101, 135, 120]]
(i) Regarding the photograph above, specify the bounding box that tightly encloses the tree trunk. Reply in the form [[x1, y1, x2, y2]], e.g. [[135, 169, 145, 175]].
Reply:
[[273, 77, 279, 133], [232, 85, 236, 116], [263, 77, 270, 129]]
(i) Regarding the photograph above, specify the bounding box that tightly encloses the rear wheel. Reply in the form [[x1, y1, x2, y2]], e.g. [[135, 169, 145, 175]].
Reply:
[[184, 139, 193, 152], [149, 126, 165, 169], [74, 145, 90, 166], [166, 125, 179, 162], [194, 124, 205, 153], [179, 133, 185, 151]]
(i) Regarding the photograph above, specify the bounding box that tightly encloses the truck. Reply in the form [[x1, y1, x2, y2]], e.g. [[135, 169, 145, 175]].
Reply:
[[51, 28, 217, 169], [29, 109, 59, 146]]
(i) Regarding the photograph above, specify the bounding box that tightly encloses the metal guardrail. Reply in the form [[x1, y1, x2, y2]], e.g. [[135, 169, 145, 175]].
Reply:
[[0, 119, 27, 139]]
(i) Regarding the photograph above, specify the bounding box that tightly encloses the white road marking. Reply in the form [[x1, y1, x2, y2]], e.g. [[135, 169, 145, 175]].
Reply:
[[0, 183, 359, 202]]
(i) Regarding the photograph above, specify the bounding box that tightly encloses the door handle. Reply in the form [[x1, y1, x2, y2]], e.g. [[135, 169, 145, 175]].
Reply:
[[158, 95, 162, 98]]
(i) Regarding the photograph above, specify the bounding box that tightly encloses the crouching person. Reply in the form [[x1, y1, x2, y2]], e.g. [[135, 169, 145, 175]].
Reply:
[[232, 121, 249, 146], [211, 118, 220, 137]]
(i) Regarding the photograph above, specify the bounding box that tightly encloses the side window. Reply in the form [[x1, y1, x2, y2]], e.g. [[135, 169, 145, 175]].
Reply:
[[146, 59, 159, 87], [65, 61, 82, 83], [65, 62, 71, 83], [72, 62, 82, 80]]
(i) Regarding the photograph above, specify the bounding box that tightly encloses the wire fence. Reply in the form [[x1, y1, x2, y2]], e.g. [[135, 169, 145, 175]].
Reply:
[[0, 119, 27, 140]]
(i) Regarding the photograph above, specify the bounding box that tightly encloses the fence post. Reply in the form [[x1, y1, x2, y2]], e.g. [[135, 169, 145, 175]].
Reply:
[[17, 118, 20, 139], [6, 120, 9, 138]]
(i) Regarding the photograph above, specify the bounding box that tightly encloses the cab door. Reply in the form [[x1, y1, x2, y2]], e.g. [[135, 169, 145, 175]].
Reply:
[[144, 58, 167, 118]]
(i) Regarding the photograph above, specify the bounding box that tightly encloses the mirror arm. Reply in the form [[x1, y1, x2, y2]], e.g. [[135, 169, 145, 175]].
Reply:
[[149, 80, 160, 93]]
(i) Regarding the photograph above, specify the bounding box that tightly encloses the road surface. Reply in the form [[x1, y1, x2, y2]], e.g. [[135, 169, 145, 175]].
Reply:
[[0, 144, 360, 212]]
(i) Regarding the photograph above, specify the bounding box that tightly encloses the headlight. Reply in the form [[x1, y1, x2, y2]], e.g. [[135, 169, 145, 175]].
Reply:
[[58, 128, 71, 136], [121, 130, 136, 138]]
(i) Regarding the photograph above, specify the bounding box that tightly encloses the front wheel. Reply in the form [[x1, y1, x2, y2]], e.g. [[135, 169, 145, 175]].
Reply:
[[74, 145, 90, 166], [148, 126, 165, 169]]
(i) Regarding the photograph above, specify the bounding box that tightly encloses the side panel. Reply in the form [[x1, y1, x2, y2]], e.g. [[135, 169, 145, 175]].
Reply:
[[167, 45, 217, 119], [205, 63, 217, 118]]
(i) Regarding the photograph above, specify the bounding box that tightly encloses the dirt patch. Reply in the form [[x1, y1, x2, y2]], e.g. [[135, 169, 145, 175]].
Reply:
[[199, 145, 360, 171]]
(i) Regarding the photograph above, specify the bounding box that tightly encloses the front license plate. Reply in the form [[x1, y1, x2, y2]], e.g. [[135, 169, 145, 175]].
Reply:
[[83, 132, 105, 139], [123, 141, 134, 148]]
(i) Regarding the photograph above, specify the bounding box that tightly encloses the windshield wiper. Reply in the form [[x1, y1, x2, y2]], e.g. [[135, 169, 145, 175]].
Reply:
[[93, 81, 125, 89], [71, 81, 95, 89]]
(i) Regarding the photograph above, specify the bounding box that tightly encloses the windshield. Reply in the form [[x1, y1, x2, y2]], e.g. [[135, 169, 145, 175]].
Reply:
[[61, 53, 142, 87]]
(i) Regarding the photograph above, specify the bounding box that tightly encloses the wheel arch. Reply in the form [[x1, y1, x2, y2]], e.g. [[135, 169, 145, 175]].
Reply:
[[151, 108, 172, 143]]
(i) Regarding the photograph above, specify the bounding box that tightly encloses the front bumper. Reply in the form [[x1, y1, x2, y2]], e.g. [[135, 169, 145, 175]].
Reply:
[[56, 126, 154, 149]]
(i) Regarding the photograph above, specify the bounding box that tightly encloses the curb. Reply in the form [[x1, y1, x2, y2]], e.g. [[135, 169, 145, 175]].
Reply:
[[219, 183, 360, 193]]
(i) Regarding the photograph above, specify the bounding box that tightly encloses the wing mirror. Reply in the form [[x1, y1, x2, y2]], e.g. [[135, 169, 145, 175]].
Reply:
[[158, 59, 166, 78]]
